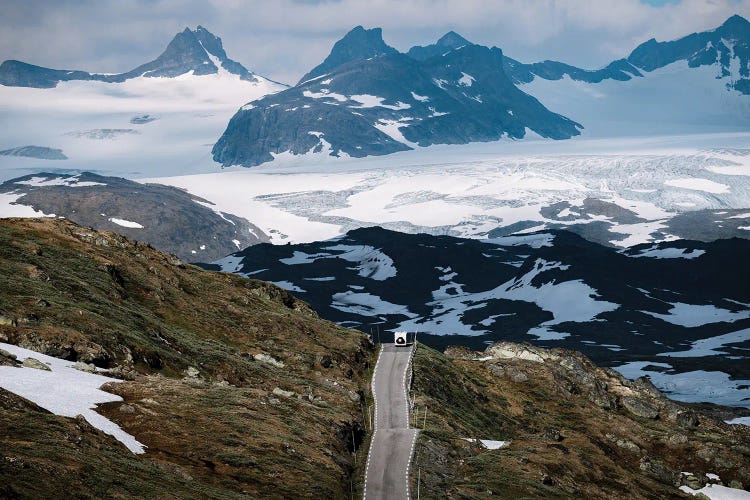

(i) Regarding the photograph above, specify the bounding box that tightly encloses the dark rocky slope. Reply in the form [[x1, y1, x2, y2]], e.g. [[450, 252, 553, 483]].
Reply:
[[0, 172, 268, 262], [209, 226, 750, 388]]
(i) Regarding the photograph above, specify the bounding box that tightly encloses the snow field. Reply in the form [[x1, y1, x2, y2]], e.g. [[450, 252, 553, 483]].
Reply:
[[0, 342, 146, 453]]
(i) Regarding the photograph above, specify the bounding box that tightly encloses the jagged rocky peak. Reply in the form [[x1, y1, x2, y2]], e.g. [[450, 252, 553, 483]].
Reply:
[[627, 14, 750, 76], [120, 25, 257, 80], [298, 25, 398, 83], [135, 26, 219, 77], [720, 13, 750, 37], [213, 25, 581, 167], [437, 30, 470, 47], [191, 25, 257, 80], [193, 25, 228, 59], [407, 30, 472, 60]]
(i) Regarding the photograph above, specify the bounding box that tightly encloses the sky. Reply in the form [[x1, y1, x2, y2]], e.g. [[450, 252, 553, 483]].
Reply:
[[1, 0, 749, 85]]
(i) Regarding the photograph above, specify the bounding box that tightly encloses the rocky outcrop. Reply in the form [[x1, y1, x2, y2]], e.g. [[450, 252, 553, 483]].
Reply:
[[21, 357, 50, 371], [417, 342, 750, 499], [459, 341, 712, 422]]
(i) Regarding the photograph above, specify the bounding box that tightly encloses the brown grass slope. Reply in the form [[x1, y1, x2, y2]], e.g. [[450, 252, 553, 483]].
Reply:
[[0, 217, 372, 499], [410, 343, 750, 499]]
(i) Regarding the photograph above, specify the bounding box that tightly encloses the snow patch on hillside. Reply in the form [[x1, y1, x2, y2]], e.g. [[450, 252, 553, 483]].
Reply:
[[665, 178, 730, 194], [659, 328, 750, 357], [331, 291, 416, 317], [631, 246, 706, 259], [615, 360, 750, 407], [0, 192, 53, 217], [109, 217, 144, 229], [350, 94, 411, 110], [0, 342, 146, 453], [643, 303, 750, 327], [15, 174, 105, 187]]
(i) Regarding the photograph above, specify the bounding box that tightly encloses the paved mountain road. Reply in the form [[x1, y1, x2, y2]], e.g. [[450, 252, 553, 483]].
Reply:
[[364, 344, 418, 500]]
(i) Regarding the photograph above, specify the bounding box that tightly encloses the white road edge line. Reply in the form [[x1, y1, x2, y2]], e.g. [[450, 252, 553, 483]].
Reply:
[[363, 344, 383, 500]]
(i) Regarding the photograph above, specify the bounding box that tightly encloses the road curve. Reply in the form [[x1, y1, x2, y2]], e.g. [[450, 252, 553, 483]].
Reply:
[[364, 344, 418, 500]]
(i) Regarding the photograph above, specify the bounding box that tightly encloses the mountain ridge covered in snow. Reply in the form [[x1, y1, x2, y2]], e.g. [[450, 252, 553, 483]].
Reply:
[[212, 26, 582, 167], [213, 15, 750, 167]]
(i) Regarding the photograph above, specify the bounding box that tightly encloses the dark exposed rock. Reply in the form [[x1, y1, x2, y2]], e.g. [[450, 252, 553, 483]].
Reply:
[[319, 355, 333, 368], [299, 26, 398, 84]]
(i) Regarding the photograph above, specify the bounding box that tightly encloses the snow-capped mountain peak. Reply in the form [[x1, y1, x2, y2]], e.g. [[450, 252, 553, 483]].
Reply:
[[626, 14, 750, 91], [0, 25, 264, 87]]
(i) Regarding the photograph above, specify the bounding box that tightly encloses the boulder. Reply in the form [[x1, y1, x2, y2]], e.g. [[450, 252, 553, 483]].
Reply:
[[487, 363, 506, 378], [254, 353, 285, 368], [73, 361, 96, 373], [0, 348, 17, 360], [675, 410, 699, 429], [0, 348, 19, 367], [0, 313, 16, 327], [668, 434, 689, 446], [683, 474, 705, 490], [272, 387, 295, 398], [22, 357, 51, 371]]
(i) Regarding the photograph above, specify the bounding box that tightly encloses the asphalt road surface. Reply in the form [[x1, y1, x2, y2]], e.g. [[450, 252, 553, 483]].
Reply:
[[364, 344, 418, 500]]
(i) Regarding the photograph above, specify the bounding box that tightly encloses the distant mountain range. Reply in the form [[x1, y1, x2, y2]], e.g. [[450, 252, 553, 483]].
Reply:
[[505, 14, 750, 89], [1, 17, 749, 170], [0, 26, 274, 88], [203, 226, 750, 406], [213, 15, 750, 167]]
